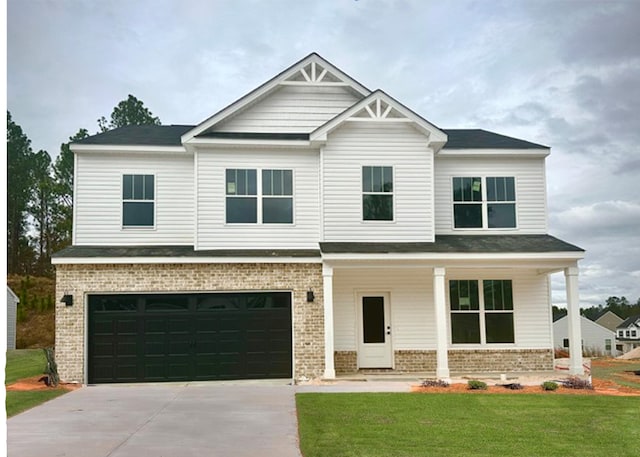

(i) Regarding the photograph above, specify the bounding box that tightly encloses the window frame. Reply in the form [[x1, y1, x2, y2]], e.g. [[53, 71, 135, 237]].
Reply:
[[451, 176, 518, 230], [225, 168, 295, 225], [448, 278, 516, 345], [121, 173, 156, 229], [361, 165, 395, 222]]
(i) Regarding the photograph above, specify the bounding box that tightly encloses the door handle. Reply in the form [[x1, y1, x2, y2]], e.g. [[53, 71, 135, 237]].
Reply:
[[386, 326, 391, 335]]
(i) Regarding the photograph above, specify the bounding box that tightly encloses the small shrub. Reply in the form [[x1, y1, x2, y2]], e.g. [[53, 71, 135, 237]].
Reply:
[[421, 379, 450, 388], [502, 383, 524, 390], [562, 376, 593, 390], [467, 380, 487, 390], [542, 381, 559, 391]]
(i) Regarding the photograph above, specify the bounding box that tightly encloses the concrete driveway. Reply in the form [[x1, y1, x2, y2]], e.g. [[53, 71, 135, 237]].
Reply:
[[8, 382, 302, 457]]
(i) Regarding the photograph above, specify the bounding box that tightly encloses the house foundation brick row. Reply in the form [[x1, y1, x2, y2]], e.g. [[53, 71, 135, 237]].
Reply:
[[55, 262, 325, 383]]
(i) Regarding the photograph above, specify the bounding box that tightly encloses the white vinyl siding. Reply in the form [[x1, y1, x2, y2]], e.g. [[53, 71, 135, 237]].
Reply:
[[73, 153, 194, 245], [213, 85, 361, 133], [323, 122, 434, 242], [553, 316, 617, 356], [196, 148, 319, 249], [333, 268, 552, 351], [435, 156, 547, 234]]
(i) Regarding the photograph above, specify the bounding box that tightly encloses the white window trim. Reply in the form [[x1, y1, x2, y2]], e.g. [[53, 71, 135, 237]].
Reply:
[[225, 168, 295, 225], [448, 278, 516, 346], [361, 165, 396, 223], [450, 175, 519, 231], [121, 173, 156, 230]]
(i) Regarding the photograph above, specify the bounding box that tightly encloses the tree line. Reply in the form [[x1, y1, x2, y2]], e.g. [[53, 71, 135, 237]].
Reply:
[[553, 296, 640, 321], [7, 95, 161, 277]]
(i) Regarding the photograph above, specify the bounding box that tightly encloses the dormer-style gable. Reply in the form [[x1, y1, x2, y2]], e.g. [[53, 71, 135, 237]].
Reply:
[[182, 53, 371, 143], [310, 90, 448, 151]]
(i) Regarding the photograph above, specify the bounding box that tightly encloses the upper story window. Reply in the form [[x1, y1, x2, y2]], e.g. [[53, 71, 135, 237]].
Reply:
[[449, 279, 515, 344], [122, 174, 154, 228], [226, 168, 293, 224], [452, 176, 516, 229], [362, 166, 393, 221]]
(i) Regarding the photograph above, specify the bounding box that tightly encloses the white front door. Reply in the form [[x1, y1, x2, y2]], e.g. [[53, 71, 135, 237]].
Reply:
[[358, 293, 393, 368]]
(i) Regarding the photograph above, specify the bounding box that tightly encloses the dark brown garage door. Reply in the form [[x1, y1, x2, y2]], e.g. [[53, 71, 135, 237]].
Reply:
[[88, 292, 292, 383]]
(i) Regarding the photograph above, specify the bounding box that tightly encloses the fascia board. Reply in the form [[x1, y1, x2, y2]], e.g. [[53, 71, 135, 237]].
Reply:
[[70, 144, 189, 154], [438, 149, 551, 158], [51, 256, 323, 265], [184, 138, 312, 149], [321, 251, 585, 262], [181, 53, 372, 144]]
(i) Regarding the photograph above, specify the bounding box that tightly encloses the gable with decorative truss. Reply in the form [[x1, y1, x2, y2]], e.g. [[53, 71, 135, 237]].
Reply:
[[282, 60, 347, 85]]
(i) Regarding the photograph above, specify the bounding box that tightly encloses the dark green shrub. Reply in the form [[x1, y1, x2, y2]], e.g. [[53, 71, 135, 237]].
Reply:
[[468, 380, 487, 390], [542, 381, 559, 391]]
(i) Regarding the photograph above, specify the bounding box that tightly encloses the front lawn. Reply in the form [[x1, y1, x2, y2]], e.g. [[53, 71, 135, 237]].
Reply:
[[296, 393, 640, 457], [6, 349, 70, 418]]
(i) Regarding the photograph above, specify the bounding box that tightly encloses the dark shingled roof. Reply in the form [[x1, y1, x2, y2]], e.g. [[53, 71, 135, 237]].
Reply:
[[320, 235, 583, 254], [52, 245, 321, 258], [73, 125, 548, 150], [616, 315, 640, 330], [441, 129, 549, 149], [76, 125, 193, 146]]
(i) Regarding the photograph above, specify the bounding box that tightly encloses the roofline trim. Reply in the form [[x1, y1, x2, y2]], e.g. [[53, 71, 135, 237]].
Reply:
[[70, 144, 188, 154], [437, 149, 550, 157], [52, 256, 323, 265], [321, 251, 585, 261]]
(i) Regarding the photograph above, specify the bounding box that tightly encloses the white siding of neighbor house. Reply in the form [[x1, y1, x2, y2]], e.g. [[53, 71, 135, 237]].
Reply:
[[73, 152, 194, 245], [333, 268, 552, 351], [212, 85, 362, 133], [434, 156, 548, 234], [7, 287, 18, 350], [322, 122, 434, 242], [196, 148, 320, 250], [553, 316, 617, 356]]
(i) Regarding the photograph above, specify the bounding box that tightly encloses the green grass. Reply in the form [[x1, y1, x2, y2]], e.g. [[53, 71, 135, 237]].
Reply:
[[296, 393, 640, 457], [6, 390, 68, 417], [6, 349, 69, 418], [5, 349, 47, 384], [591, 359, 640, 389]]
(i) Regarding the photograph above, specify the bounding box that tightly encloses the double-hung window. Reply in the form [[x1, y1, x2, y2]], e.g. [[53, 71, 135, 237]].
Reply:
[[453, 176, 516, 228], [362, 166, 393, 221], [226, 168, 293, 224], [450, 279, 515, 344], [122, 174, 154, 228]]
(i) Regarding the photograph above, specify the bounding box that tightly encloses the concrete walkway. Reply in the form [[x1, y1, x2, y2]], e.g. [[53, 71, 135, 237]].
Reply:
[[8, 382, 303, 457]]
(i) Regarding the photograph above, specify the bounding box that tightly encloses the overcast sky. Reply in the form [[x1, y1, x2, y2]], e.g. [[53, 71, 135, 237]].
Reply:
[[7, 0, 640, 307]]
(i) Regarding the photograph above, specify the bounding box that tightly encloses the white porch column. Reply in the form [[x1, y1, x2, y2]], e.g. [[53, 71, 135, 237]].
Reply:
[[433, 267, 450, 379], [565, 265, 584, 375], [322, 264, 335, 379]]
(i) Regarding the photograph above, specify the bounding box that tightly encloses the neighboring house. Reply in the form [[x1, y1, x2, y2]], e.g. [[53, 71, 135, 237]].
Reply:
[[616, 315, 640, 354], [553, 315, 617, 357], [51, 53, 586, 384], [594, 310, 624, 332], [7, 286, 19, 350]]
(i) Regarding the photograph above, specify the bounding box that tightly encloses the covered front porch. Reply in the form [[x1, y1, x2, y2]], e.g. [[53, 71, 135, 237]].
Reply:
[[319, 236, 585, 380]]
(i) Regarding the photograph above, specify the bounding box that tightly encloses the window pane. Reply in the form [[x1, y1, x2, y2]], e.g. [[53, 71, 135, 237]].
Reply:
[[226, 169, 236, 195], [226, 197, 257, 223], [197, 294, 241, 311], [363, 166, 372, 192], [237, 169, 246, 194], [262, 170, 272, 195], [363, 194, 393, 220], [505, 177, 515, 201], [263, 197, 293, 223], [362, 297, 385, 344], [247, 169, 257, 195], [453, 177, 463, 202], [450, 280, 479, 311], [123, 175, 133, 199], [454, 203, 482, 228], [133, 175, 144, 199], [123, 202, 154, 226], [283, 170, 293, 195], [144, 175, 154, 200], [145, 295, 189, 312], [484, 280, 513, 310], [383, 167, 393, 192], [488, 203, 516, 228], [485, 313, 514, 343], [372, 166, 383, 192], [451, 313, 480, 344], [454, 178, 481, 202]]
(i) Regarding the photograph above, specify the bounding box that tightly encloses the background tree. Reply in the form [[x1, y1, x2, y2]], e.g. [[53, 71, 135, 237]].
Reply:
[[97, 94, 161, 132], [7, 111, 35, 274], [29, 149, 56, 275]]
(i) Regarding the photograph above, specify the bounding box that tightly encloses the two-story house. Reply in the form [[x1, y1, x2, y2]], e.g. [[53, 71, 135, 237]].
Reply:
[[52, 53, 586, 384], [616, 315, 640, 354]]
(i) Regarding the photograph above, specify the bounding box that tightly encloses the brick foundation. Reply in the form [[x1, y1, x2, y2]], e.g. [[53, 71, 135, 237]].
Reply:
[[448, 349, 554, 372], [394, 350, 437, 372], [334, 351, 357, 374], [55, 263, 324, 383]]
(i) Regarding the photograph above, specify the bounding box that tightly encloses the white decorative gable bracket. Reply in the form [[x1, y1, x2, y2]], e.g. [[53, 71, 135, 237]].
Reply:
[[349, 97, 407, 121], [281, 60, 349, 86]]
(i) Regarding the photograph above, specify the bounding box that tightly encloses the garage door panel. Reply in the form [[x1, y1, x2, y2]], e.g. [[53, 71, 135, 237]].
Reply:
[[88, 292, 292, 383]]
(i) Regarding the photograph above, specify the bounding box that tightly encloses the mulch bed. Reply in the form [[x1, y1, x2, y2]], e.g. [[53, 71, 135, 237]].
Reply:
[[6, 375, 82, 392]]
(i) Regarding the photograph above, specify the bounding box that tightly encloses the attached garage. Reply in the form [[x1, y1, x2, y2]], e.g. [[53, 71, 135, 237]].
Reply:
[[88, 291, 292, 383]]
